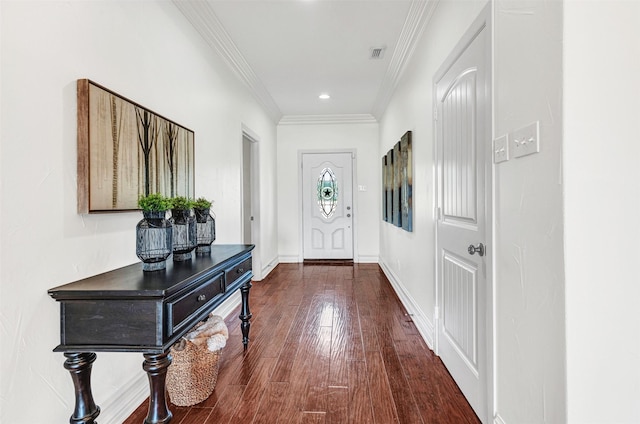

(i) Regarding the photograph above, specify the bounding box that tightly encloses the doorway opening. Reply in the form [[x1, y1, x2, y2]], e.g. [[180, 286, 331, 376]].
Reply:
[[242, 126, 261, 278]]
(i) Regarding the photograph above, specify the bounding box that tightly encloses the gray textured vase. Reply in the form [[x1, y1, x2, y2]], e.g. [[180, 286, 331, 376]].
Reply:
[[136, 210, 172, 271], [194, 207, 216, 254], [170, 208, 197, 261]]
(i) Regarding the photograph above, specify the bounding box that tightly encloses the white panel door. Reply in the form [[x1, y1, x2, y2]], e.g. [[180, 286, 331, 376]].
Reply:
[[302, 152, 353, 260], [435, 12, 490, 423]]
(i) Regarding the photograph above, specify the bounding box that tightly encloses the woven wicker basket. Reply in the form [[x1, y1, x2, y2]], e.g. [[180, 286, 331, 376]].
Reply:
[[166, 339, 222, 406]]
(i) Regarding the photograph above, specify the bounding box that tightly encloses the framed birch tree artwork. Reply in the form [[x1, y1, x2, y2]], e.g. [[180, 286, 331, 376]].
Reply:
[[77, 79, 194, 213]]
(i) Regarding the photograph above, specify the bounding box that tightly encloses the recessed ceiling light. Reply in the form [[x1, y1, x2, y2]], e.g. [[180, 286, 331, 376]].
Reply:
[[319, 93, 330, 100]]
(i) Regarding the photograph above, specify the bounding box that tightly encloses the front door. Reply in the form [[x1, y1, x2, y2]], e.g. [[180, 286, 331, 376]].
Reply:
[[434, 9, 490, 423], [302, 152, 354, 260]]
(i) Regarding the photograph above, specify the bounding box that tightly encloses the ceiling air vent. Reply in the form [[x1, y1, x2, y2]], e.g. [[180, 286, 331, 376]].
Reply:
[[369, 46, 386, 60]]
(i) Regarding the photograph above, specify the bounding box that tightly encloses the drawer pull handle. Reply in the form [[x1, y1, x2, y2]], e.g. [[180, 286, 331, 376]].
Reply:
[[197, 294, 206, 302], [237, 268, 244, 274]]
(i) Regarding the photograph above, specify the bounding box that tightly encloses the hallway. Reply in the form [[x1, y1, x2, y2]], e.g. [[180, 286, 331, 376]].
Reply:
[[125, 263, 480, 423]]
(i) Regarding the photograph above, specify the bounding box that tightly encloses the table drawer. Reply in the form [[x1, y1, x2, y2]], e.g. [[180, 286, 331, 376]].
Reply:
[[166, 272, 224, 335], [225, 256, 252, 287]]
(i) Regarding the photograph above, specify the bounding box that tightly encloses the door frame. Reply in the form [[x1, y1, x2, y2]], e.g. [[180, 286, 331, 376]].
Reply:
[[241, 124, 262, 279], [432, 4, 494, 422], [298, 149, 358, 262]]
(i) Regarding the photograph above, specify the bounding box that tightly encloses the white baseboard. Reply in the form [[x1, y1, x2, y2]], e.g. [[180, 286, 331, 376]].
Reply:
[[379, 259, 435, 350], [494, 413, 506, 424], [100, 295, 242, 423], [210, 291, 242, 321], [100, 371, 148, 424], [278, 255, 379, 264], [355, 255, 379, 263], [279, 255, 301, 263], [279, 255, 379, 264], [260, 257, 278, 280]]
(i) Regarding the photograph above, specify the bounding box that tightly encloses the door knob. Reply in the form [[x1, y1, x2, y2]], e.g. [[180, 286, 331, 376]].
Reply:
[[468, 243, 485, 257]]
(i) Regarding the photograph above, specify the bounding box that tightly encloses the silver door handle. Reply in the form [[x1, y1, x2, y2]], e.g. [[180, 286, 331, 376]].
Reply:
[[347, 214, 351, 218], [468, 243, 485, 256]]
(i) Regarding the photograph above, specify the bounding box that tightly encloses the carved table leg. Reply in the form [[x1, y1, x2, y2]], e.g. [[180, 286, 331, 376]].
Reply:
[[63, 352, 100, 424], [240, 281, 253, 350], [142, 352, 173, 424]]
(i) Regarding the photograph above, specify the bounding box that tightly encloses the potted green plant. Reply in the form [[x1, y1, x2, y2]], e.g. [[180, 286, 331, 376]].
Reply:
[[170, 196, 194, 211], [169, 196, 197, 261], [193, 197, 216, 254], [192, 197, 212, 210], [138, 193, 172, 213], [136, 193, 172, 271]]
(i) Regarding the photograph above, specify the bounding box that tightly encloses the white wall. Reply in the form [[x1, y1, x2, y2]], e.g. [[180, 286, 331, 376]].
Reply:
[[381, 0, 567, 423], [379, 0, 488, 349], [493, 1, 566, 423], [0, 1, 277, 422], [277, 122, 380, 263], [564, 2, 640, 422]]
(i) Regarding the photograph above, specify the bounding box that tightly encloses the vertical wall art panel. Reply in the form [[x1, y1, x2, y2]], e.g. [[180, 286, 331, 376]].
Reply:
[[400, 131, 413, 231], [381, 131, 413, 232], [393, 141, 402, 227], [77, 79, 195, 213], [382, 155, 388, 222], [386, 149, 394, 223]]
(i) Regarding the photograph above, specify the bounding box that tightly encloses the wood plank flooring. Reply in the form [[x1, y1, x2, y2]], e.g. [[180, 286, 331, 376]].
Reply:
[[124, 263, 480, 424]]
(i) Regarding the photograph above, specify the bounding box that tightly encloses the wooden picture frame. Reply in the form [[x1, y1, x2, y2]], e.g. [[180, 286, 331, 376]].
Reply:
[[77, 79, 194, 213]]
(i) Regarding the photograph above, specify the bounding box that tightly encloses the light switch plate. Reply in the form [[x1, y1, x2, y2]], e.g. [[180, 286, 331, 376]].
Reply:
[[512, 121, 540, 158], [493, 134, 509, 163]]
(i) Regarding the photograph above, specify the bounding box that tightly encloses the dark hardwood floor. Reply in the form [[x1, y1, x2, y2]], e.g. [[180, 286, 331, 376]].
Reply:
[[124, 263, 480, 424]]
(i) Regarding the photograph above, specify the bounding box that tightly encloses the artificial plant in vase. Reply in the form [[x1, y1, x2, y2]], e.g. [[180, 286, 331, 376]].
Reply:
[[170, 196, 197, 261], [136, 193, 172, 271], [193, 197, 216, 254]]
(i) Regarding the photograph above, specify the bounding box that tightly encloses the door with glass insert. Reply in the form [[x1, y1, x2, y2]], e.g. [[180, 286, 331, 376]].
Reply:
[[302, 152, 353, 260]]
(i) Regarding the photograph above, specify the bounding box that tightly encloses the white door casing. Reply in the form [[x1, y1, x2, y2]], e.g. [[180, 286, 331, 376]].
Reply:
[[302, 152, 354, 260], [241, 125, 261, 279], [434, 7, 491, 423], [242, 134, 253, 245]]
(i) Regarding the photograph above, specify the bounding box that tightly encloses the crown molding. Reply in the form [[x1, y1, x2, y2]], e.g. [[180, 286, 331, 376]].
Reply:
[[174, 0, 436, 124], [172, 0, 283, 123], [371, 0, 439, 119], [278, 114, 378, 126]]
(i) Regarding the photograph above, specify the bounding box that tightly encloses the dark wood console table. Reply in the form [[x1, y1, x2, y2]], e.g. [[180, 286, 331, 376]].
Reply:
[[48, 244, 255, 424]]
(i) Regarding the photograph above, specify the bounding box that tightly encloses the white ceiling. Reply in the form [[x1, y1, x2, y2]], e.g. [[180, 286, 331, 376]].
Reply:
[[173, 0, 435, 122]]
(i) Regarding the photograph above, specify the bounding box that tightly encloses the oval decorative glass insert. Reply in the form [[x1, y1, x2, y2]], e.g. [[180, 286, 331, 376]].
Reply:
[[317, 167, 338, 219]]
